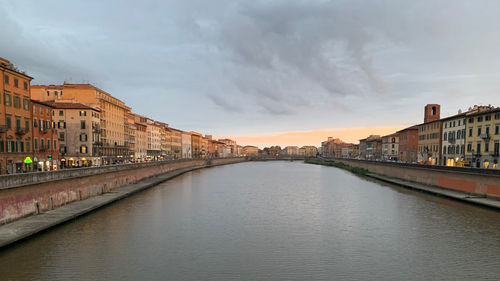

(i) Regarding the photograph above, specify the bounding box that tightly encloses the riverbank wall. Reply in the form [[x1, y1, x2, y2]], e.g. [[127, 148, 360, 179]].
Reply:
[[319, 158, 500, 200], [0, 157, 246, 225]]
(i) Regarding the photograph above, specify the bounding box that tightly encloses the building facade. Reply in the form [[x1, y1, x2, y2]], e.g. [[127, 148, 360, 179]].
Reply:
[[397, 126, 418, 163], [181, 131, 192, 159], [170, 128, 182, 159], [382, 134, 399, 161], [31, 100, 59, 171], [191, 132, 202, 158], [0, 57, 34, 174], [441, 113, 466, 166], [417, 104, 442, 165], [31, 83, 130, 164], [47, 101, 101, 167], [465, 107, 500, 168]]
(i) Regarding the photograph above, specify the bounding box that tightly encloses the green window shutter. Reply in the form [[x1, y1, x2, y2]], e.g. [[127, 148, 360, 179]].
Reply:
[[11, 141, 15, 152], [21, 142, 24, 152], [0, 141, 3, 152]]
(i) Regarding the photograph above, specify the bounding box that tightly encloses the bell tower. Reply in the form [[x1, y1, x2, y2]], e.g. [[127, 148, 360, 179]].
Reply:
[[424, 104, 440, 123]]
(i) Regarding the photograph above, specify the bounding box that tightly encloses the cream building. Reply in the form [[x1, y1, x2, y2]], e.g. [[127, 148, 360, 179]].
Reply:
[[146, 119, 162, 160], [46, 101, 101, 167], [181, 131, 192, 158], [132, 113, 147, 162]]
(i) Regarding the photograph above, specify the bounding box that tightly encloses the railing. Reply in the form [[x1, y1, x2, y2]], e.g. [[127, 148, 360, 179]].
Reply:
[[15, 128, 28, 135], [0, 125, 8, 133], [480, 133, 490, 139]]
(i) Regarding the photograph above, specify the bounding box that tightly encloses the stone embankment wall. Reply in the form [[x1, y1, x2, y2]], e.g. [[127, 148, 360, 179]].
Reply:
[[333, 159, 500, 199], [0, 158, 246, 224]]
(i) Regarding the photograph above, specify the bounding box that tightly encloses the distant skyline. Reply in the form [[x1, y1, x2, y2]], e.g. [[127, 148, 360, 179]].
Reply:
[[1, 1, 499, 147]]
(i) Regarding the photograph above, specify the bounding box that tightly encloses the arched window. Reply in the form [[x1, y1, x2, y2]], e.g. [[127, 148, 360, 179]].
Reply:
[[443, 146, 447, 155], [444, 132, 448, 141]]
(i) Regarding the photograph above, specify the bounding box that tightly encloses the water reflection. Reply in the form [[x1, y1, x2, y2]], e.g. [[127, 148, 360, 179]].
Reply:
[[1, 161, 500, 281]]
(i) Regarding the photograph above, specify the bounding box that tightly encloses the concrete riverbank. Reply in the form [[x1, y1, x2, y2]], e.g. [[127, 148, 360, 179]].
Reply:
[[0, 159, 246, 249]]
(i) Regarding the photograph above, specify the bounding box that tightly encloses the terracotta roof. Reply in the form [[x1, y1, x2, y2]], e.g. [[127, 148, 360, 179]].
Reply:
[[40, 101, 100, 111], [396, 125, 419, 133]]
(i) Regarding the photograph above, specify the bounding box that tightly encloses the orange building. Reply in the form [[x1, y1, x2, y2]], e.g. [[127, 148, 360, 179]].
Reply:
[[31, 83, 131, 164], [417, 104, 442, 165], [0, 57, 34, 174], [31, 100, 59, 171]]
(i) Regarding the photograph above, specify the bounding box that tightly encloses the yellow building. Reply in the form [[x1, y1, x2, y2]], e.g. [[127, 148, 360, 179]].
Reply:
[[464, 107, 500, 168], [299, 146, 318, 157], [201, 136, 209, 158], [0, 57, 34, 174], [243, 145, 259, 156], [31, 83, 131, 164], [170, 128, 182, 159], [191, 132, 202, 158]]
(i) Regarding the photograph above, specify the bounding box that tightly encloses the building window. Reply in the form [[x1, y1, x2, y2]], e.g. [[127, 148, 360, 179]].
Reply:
[[14, 78, 18, 88], [79, 110, 87, 116], [468, 118, 474, 124], [24, 118, 30, 132], [47, 139, 51, 150], [23, 81, 28, 90], [33, 118, 38, 128], [485, 142, 489, 152], [7, 140, 12, 152], [477, 142, 481, 154], [444, 132, 447, 141], [40, 139, 45, 150], [5, 115, 11, 129], [59, 132, 65, 141], [496, 124, 499, 135], [477, 127, 482, 136], [467, 143, 472, 152], [3, 74, 8, 84], [4, 93, 11, 106], [26, 141, 30, 152], [486, 126, 490, 136], [23, 98, 29, 110], [54, 140, 57, 150], [80, 133, 87, 142], [59, 110, 63, 116], [34, 138, 38, 150], [81, 120, 86, 129], [13, 95, 21, 108], [80, 145, 87, 154]]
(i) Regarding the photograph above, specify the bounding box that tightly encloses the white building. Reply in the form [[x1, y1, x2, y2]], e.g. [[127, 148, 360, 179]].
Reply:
[[441, 112, 467, 166]]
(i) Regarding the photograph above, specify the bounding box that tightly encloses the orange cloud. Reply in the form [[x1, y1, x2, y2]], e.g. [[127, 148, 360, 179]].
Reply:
[[216, 126, 407, 148]]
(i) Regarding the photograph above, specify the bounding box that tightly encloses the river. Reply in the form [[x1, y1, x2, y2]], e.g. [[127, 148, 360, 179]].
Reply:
[[1, 161, 500, 280]]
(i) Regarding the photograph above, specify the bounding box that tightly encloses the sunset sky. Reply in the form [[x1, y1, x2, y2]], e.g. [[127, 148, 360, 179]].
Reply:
[[1, 1, 499, 148]]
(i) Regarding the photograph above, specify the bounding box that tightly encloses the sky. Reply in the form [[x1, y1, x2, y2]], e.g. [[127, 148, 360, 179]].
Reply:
[[1, 0, 499, 147]]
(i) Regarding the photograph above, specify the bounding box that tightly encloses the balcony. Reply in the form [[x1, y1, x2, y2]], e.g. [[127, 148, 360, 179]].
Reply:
[[92, 125, 101, 133], [448, 138, 456, 144], [40, 127, 49, 134], [0, 125, 8, 133], [480, 133, 490, 140], [491, 151, 500, 157], [15, 128, 28, 135]]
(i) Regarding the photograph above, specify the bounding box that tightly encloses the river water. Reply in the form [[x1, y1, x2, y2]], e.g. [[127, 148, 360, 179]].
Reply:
[[1, 161, 500, 280]]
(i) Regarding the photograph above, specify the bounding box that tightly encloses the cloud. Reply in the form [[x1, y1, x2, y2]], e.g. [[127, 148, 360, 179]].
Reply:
[[218, 126, 407, 148], [1, 0, 500, 137]]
